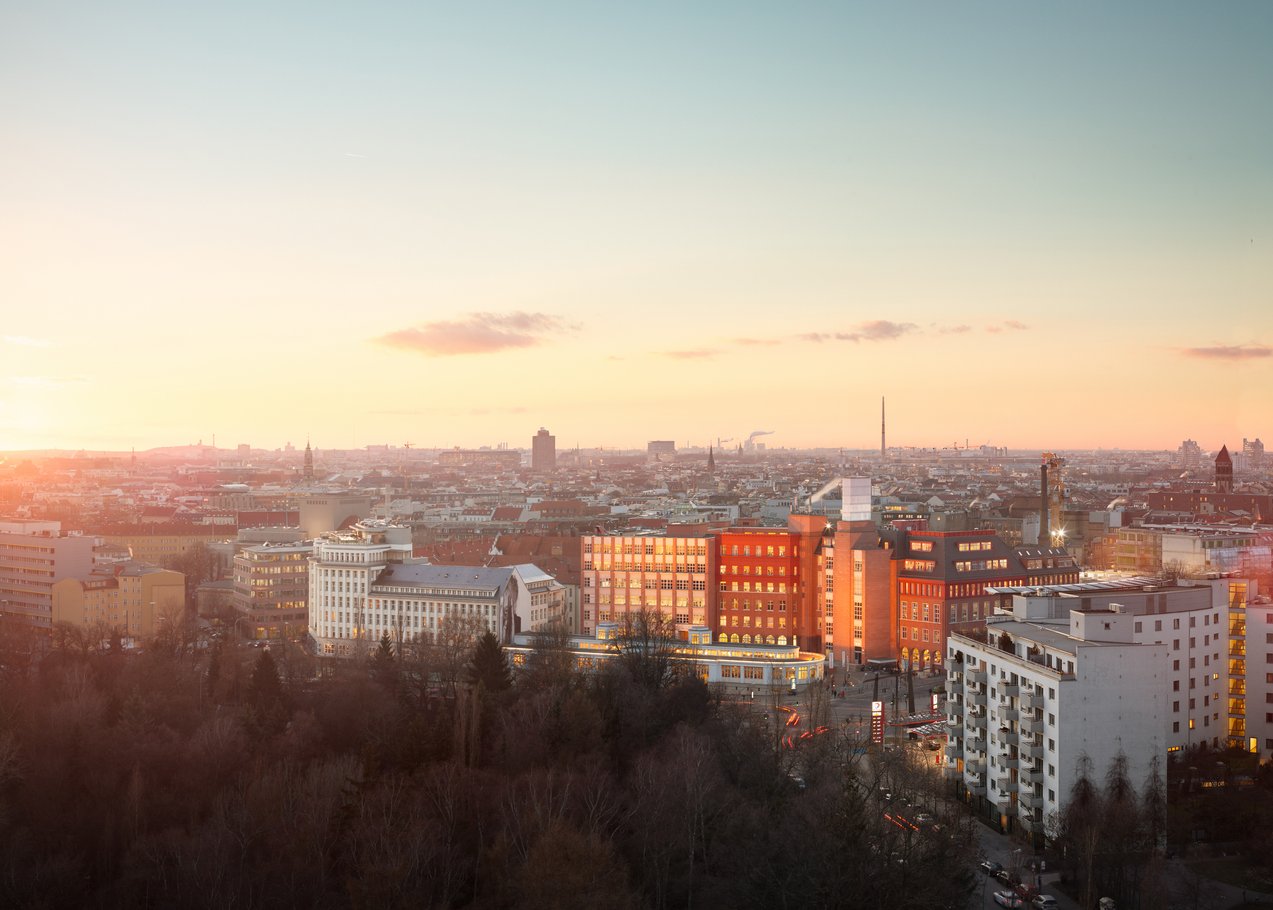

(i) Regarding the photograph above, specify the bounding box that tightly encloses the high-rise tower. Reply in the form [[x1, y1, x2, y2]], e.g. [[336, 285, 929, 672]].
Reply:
[[532, 428, 556, 472]]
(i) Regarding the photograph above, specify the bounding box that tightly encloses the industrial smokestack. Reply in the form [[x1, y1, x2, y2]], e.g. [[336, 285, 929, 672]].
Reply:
[[1040, 459, 1049, 546]]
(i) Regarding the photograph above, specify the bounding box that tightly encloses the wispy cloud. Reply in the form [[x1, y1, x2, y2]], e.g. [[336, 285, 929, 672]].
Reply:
[[799, 320, 918, 343], [986, 320, 1030, 334], [371, 405, 528, 417], [662, 349, 718, 360], [9, 375, 87, 387], [1180, 344, 1272, 361], [374, 312, 577, 356], [938, 325, 973, 335], [3, 335, 50, 348]]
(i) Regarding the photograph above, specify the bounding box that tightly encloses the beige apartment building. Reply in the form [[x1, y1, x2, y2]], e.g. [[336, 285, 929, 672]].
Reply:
[[51, 562, 185, 641]]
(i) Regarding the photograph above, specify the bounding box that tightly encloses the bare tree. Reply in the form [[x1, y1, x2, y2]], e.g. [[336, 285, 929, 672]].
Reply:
[[608, 609, 679, 692]]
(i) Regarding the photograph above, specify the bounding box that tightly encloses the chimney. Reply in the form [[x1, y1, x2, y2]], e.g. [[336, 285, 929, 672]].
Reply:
[[1040, 459, 1049, 546]]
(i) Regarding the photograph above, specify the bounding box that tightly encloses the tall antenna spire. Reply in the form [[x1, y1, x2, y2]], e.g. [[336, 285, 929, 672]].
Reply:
[[881, 397, 886, 457]]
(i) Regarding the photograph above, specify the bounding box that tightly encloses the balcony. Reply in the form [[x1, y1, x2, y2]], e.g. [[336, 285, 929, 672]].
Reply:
[[948, 669, 963, 683], [996, 774, 1015, 792], [1019, 711, 1042, 731], [1024, 742, 1044, 760], [968, 690, 988, 707], [967, 783, 987, 797], [966, 759, 986, 776], [946, 715, 962, 727], [999, 683, 1020, 698], [998, 756, 1020, 770], [1000, 708, 1019, 723], [966, 668, 987, 685], [1024, 766, 1044, 784], [1019, 789, 1040, 809], [1019, 693, 1038, 711], [968, 736, 987, 753]]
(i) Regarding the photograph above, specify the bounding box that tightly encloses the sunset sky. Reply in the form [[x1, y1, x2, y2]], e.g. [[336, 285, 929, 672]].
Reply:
[[2, 2, 1270, 453]]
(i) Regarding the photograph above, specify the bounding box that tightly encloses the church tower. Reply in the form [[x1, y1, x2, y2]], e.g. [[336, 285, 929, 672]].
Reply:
[[1215, 445, 1233, 493]]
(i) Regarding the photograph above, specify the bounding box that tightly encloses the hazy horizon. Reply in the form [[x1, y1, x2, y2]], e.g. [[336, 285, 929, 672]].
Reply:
[[3, 2, 1270, 453]]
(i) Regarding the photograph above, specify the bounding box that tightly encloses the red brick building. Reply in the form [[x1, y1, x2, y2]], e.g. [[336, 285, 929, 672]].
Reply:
[[714, 515, 824, 651], [894, 529, 1078, 669], [821, 519, 899, 668]]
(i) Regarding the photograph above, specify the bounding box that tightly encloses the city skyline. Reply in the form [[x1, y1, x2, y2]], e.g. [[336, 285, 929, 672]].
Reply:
[[3, 3, 1271, 452]]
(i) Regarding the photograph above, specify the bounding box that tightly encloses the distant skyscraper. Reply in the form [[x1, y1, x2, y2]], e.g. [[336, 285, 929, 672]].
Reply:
[[1179, 438, 1203, 470], [1243, 438, 1265, 471], [303, 441, 314, 481], [532, 428, 556, 472]]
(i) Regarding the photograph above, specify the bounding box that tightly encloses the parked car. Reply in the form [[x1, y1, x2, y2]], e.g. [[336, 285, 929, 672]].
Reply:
[[979, 860, 1003, 876], [1032, 896, 1058, 910], [995, 868, 1017, 887], [993, 891, 1024, 908]]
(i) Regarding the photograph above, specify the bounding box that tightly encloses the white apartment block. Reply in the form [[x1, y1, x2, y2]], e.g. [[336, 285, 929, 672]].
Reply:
[[309, 520, 566, 658], [946, 600, 1165, 839], [580, 533, 714, 637], [985, 580, 1232, 752]]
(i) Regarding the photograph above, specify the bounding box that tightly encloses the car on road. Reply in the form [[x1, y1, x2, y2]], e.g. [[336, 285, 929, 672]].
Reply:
[[1032, 896, 1058, 910], [995, 868, 1017, 887], [979, 860, 1002, 876], [993, 891, 1024, 908]]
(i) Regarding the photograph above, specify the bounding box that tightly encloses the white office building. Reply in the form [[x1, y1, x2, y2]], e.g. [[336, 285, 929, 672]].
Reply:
[[308, 520, 566, 657]]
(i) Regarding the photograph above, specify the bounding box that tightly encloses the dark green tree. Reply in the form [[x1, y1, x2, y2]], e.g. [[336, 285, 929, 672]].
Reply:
[[206, 639, 223, 700], [467, 630, 512, 693], [248, 647, 283, 709], [371, 631, 399, 691]]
